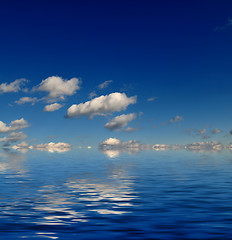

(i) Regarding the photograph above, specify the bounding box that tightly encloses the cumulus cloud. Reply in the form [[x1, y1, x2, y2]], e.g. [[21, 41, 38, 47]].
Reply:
[[104, 113, 136, 131], [98, 80, 113, 89], [0, 79, 27, 94], [66, 92, 137, 119], [0, 132, 27, 146], [44, 103, 63, 112], [15, 97, 38, 105], [0, 118, 29, 133], [35, 76, 81, 99], [147, 97, 157, 102], [163, 115, 184, 125]]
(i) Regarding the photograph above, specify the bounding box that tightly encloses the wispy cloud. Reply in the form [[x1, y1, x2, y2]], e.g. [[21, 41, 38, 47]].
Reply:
[[163, 115, 184, 126], [98, 80, 113, 89], [211, 128, 223, 134], [215, 17, 232, 31], [66, 92, 137, 118], [15, 97, 38, 105], [104, 113, 136, 131], [124, 127, 138, 132], [147, 97, 157, 102], [88, 91, 97, 99]]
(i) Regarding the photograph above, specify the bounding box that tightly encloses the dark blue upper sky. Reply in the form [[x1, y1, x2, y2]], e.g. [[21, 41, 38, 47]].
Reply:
[[0, 0, 232, 147]]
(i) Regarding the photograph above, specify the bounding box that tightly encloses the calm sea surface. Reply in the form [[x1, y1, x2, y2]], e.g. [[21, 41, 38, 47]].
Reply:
[[1, 149, 232, 239]]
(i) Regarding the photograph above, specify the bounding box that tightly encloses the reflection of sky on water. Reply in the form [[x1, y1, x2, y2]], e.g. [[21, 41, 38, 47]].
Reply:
[[2, 149, 232, 239], [0, 149, 26, 175], [0, 151, 138, 239]]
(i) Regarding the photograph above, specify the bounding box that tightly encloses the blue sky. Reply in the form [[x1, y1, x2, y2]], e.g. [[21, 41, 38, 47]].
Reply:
[[1, 0, 232, 150]]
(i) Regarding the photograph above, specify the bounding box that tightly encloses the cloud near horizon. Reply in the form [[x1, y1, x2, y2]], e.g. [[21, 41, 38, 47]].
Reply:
[[12, 142, 72, 153], [104, 113, 136, 131], [66, 92, 137, 118]]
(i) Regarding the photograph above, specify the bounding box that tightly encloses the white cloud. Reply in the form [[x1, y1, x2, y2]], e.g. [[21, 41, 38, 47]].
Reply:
[[33, 142, 72, 153], [0, 79, 27, 94], [99, 138, 151, 157], [101, 138, 121, 145], [15, 97, 38, 105], [11, 141, 31, 153], [66, 92, 137, 118], [0, 118, 29, 133], [36, 76, 81, 99], [104, 113, 136, 131], [98, 80, 113, 89], [163, 115, 184, 125], [0, 132, 27, 146], [12, 142, 71, 153], [44, 103, 63, 112]]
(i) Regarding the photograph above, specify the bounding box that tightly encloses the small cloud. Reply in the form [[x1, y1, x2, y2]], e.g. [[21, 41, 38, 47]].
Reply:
[[211, 128, 223, 134], [163, 115, 184, 126], [0, 118, 29, 133], [89, 91, 97, 99], [66, 92, 137, 119], [0, 79, 28, 94], [147, 97, 157, 102], [104, 113, 136, 131], [44, 103, 63, 112], [34, 76, 81, 100], [15, 97, 38, 105], [98, 80, 113, 90], [124, 127, 138, 132], [215, 17, 232, 31]]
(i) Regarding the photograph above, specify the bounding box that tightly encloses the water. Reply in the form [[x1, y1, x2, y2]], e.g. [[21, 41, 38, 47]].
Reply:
[[1, 149, 232, 239]]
